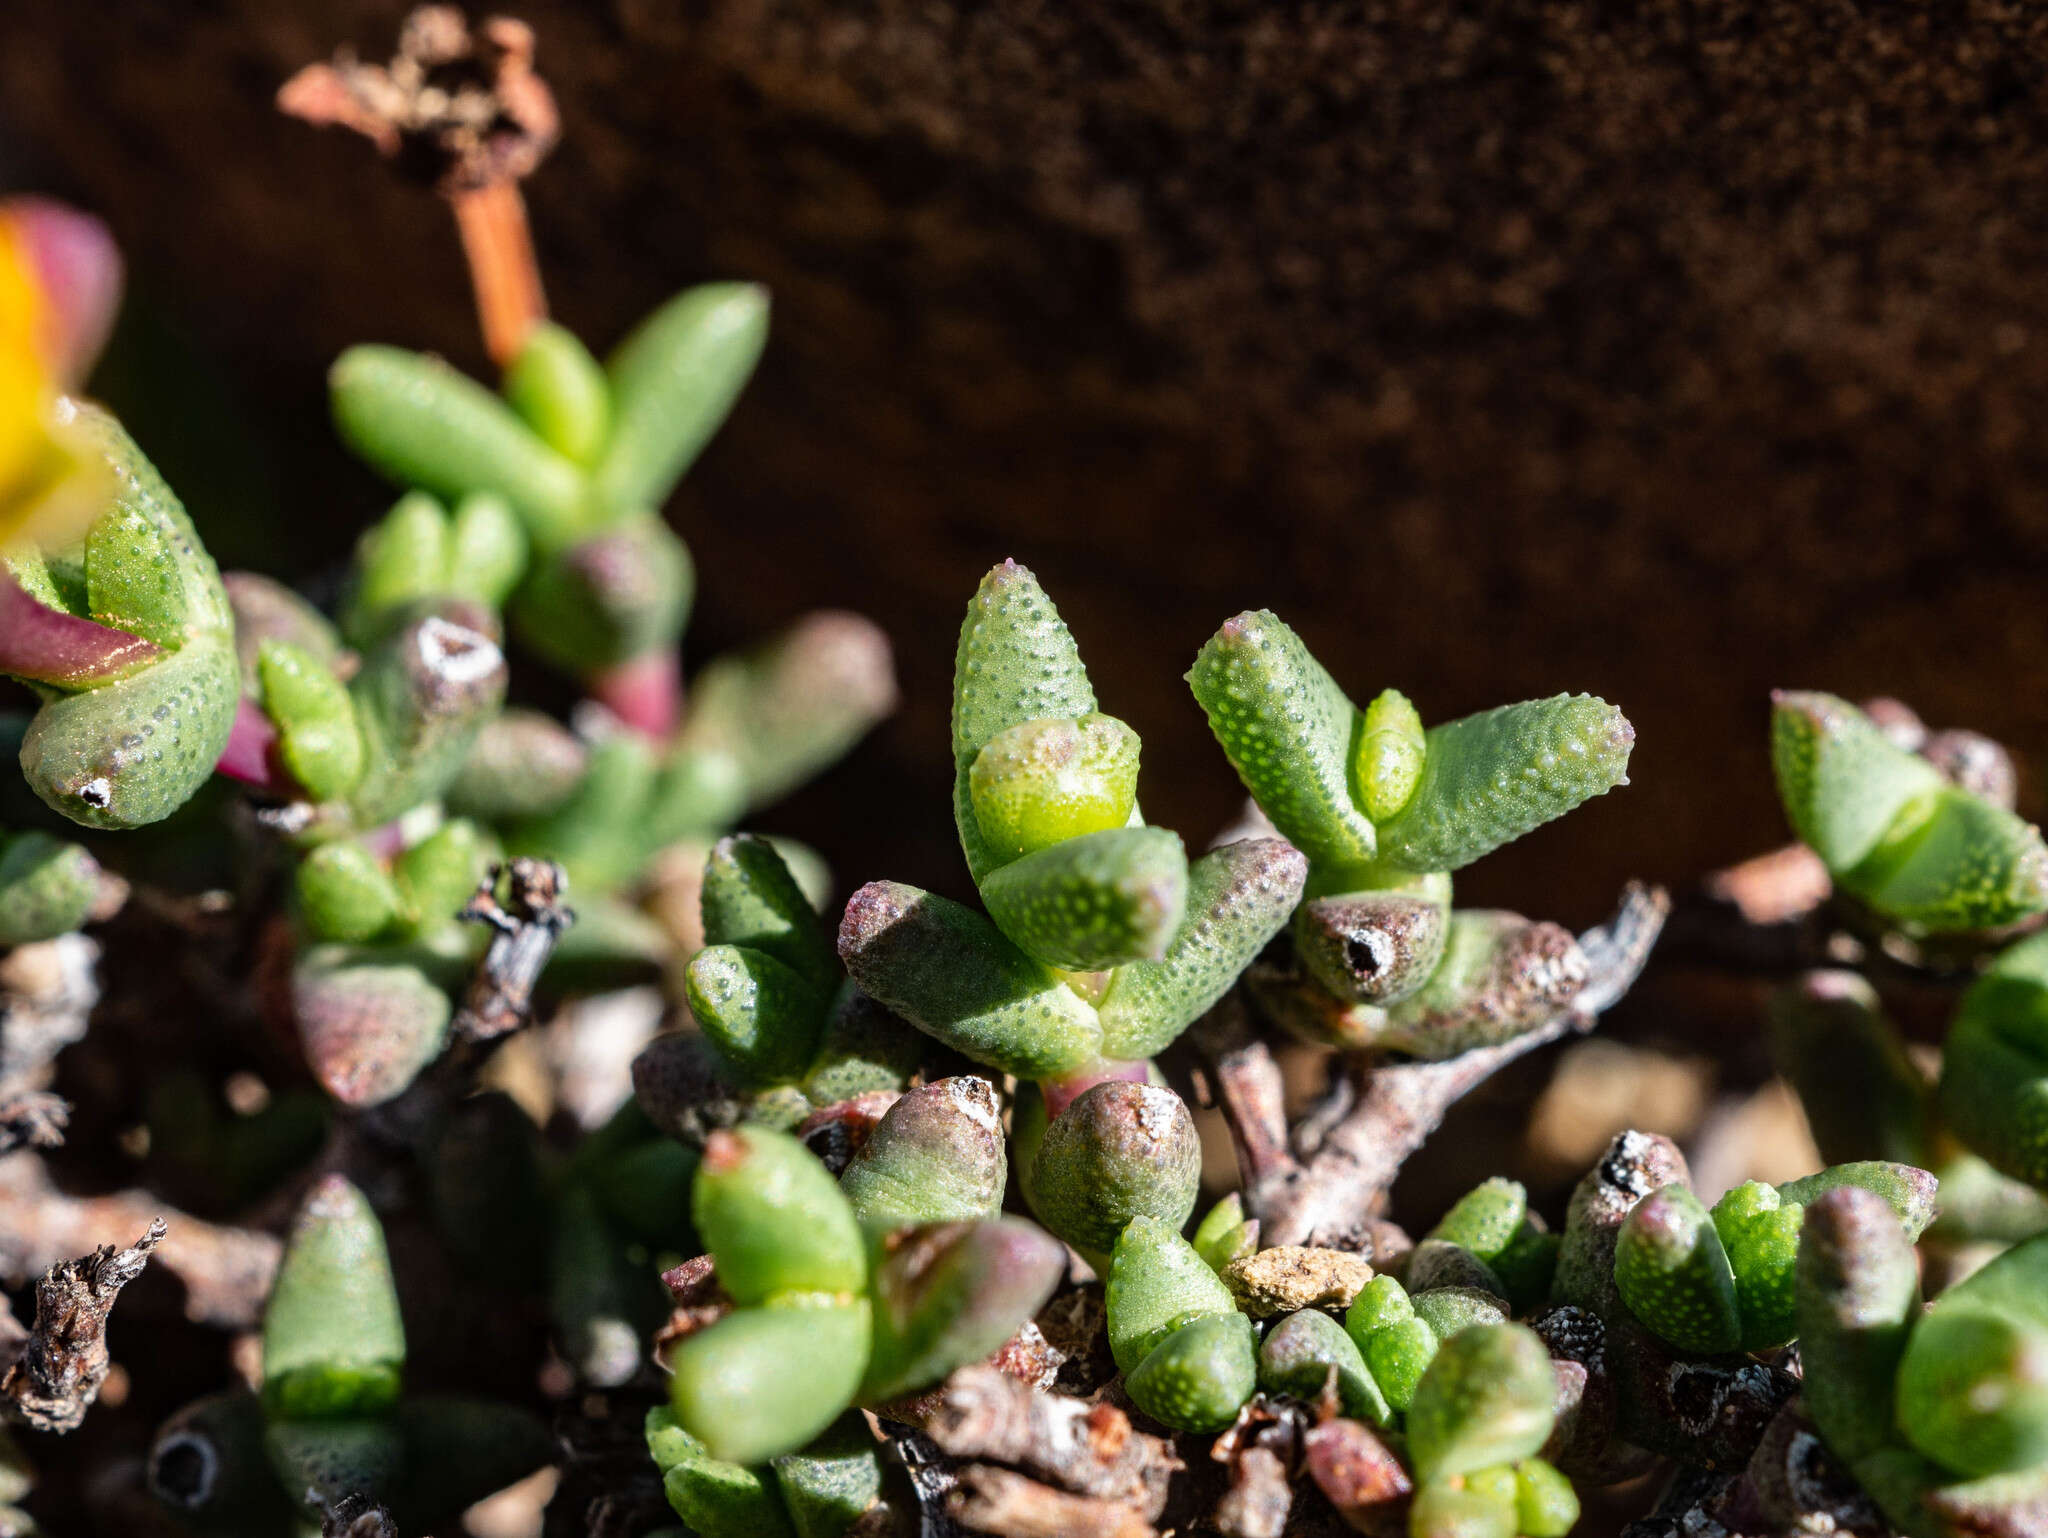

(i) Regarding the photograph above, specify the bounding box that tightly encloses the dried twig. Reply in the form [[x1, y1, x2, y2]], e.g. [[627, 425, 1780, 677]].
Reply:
[[0, 1094, 68, 1154], [1249, 883, 1669, 1249], [321, 1493, 399, 1538], [0, 1155, 279, 1330], [949, 1465, 1157, 1538], [455, 858, 575, 1042], [2, 1219, 163, 1432]]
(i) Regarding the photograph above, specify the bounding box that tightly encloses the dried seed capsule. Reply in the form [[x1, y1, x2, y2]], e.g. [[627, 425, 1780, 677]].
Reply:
[[979, 825, 1189, 970], [839, 1077, 1006, 1234], [295, 840, 402, 944], [952, 562, 1101, 882], [860, 1218, 1066, 1403], [700, 834, 840, 989], [692, 1126, 867, 1303], [1258, 1307, 1391, 1423], [261, 1175, 405, 1421], [1355, 687, 1428, 823], [1772, 691, 2048, 931], [591, 283, 770, 516], [1613, 1184, 1742, 1355], [510, 514, 693, 674], [967, 712, 1142, 864], [502, 320, 611, 466], [1106, 1214, 1239, 1374], [0, 830, 100, 945], [1187, 609, 1379, 868], [667, 1298, 872, 1467], [1125, 1310, 1259, 1432], [329, 344, 587, 546], [1291, 878, 1451, 1006], [1795, 1186, 1922, 1467], [1552, 1129, 1691, 1319], [1027, 1081, 1201, 1262], [258, 638, 364, 802], [1404, 1322, 1558, 1482], [1374, 693, 1633, 874], [1094, 836, 1308, 1060], [837, 880, 1103, 1080]]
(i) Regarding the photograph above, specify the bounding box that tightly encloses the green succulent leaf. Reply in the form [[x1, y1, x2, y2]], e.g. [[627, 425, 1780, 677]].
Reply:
[[1027, 1082, 1201, 1262], [261, 1176, 405, 1421], [1613, 1183, 1742, 1355], [503, 321, 612, 466], [1125, 1311, 1258, 1433], [0, 830, 100, 945], [967, 712, 1141, 866], [1405, 1322, 1557, 1482], [1106, 1214, 1239, 1375], [979, 825, 1189, 971]]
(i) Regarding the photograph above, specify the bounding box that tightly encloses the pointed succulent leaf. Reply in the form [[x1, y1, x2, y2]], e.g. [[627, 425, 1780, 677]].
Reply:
[[503, 320, 611, 465], [966, 712, 1141, 865], [1795, 1185, 1922, 1466], [1406, 1240, 1508, 1299], [329, 344, 587, 546], [295, 840, 402, 944], [1613, 1183, 1742, 1354], [1186, 609, 1377, 867], [1512, 1459, 1581, 1538], [952, 562, 1098, 881], [979, 825, 1189, 970], [1772, 691, 1948, 871], [837, 881, 1102, 1080], [1094, 837, 1309, 1060], [667, 1298, 872, 1466], [1192, 1193, 1257, 1273], [1258, 1308, 1391, 1423], [1411, 1288, 1512, 1340], [800, 986, 926, 1107], [258, 638, 364, 802], [1408, 1465, 1519, 1538], [291, 946, 453, 1107], [84, 496, 188, 645], [1846, 786, 2048, 933], [1709, 1181, 1805, 1351], [394, 818, 488, 936], [447, 707, 589, 822], [1374, 694, 1633, 874], [1427, 1179, 1528, 1262], [0, 831, 99, 944], [1766, 970, 1932, 1168], [686, 945, 833, 1088], [510, 514, 693, 674], [700, 834, 838, 989], [1106, 1214, 1239, 1374], [860, 1218, 1066, 1403], [1940, 995, 2048, 1190], [840, 1077, 1006, 1234], [346, 491, 449, 639], [692, 1126, 867, 1303], [1027, 1081, 1201, 1261], [1354, 687, 1427, 823], [1776, 1162, 1937, 1239], [446, 492, 527, 610], [1490, 1222, 1561, 1312], [771, 1412, 883, 1538], [1359, 1315, 1438, 1413], [22, 631, 237, 829], [1405, 1322, 1558, 1481], [1125, 1311, 1259, 1432], [1896, 1306, 2048, 1478], [262, 1175, 405, 1420], [680, 611, 897, 813], [592, 283, 770, 515], [1292, 878, 1451, 1006], [647, 1407, 797, 1538]]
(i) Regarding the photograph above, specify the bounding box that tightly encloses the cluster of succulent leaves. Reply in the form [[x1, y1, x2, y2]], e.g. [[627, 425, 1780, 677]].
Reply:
[[150, 1176, 548, 1533]]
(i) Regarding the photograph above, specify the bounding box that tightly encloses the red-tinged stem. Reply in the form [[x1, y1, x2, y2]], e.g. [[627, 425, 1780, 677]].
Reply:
[[589, 649, 681, 739], [213, 697, 299, 795], [452, 182, 545, 368], [0, 569, 162, 687], [1040, 1058, 1149, 1121]]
